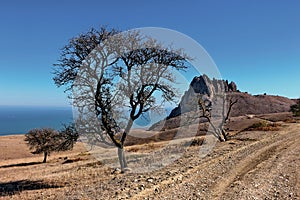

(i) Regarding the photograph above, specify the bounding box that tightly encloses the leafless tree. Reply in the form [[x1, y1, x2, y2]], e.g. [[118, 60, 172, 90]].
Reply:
[[24, 125, 78, 163], [53, 27, 188, 172], [197, 95, 237, 141]]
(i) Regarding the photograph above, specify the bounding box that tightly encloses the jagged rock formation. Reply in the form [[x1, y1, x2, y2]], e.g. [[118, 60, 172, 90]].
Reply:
[[190, 75, 237, 95], [168, 74, 237, 119], [149, 75, 295, 131]]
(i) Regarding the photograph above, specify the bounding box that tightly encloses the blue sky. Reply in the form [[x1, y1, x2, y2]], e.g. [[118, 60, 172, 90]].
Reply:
[[0, 0, 299, 106]]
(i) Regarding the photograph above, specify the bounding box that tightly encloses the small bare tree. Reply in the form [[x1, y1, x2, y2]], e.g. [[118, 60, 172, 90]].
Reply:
[[53, 27, 188, 172], [25, 128, 59, 163], [197, 95, 237, 141], [24, 125, 78, 163]]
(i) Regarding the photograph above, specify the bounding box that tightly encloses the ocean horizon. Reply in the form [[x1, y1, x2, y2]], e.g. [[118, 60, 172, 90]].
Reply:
[[0, 105, 73, 136], [0, 105, 172, 136]]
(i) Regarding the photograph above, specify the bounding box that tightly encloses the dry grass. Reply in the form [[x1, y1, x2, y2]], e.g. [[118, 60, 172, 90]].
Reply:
[[256, 112, 294, 122], [127, 142, 164, 153], [124, 124, 206, 147], [0, 135, 37, 161], [0, 139, 105, 198], [246, 120, 281, 131], [0, 131, 202, 199], [283, 118, 298, 123], [183, 137, 204, 147]]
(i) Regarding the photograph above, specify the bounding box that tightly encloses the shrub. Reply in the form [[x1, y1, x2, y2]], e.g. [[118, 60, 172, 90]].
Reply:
[[290, 99, 300, 116], [247, 121, 281, 131]]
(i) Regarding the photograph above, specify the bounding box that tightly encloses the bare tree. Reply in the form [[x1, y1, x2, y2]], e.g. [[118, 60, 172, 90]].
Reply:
[[197, 95, 237, 141], [53, 27, 188, 172], [24, 126, 78, 163]]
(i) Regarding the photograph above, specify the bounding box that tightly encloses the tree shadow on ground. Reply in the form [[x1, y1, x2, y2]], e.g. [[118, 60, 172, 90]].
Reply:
[[0, 162, 41, 168], [0, 179, 63, 196]]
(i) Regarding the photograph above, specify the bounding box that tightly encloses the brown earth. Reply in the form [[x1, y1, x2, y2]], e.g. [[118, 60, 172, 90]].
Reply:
[[0, 113, 299, 200], [228, 93, 296, 117]]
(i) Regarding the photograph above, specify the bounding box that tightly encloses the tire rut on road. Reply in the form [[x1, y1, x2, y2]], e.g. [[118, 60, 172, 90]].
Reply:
[[131, 123, 299, 200], [212, 137, 296, 199]]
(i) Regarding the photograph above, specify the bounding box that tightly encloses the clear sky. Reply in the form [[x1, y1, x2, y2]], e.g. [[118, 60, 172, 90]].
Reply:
[[0, 0, 299, 106]]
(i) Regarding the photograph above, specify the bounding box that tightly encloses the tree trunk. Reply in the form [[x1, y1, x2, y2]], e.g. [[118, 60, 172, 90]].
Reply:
[[117, 119, 133, 172], [118, 147, 128, 172], [43, 151, 48, 163], [217, 133, 225, 142], [221, 128, 228, 141]]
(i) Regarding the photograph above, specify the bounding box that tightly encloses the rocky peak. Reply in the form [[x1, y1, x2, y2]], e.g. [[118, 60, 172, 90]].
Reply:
[[167, 75, 238, 119]]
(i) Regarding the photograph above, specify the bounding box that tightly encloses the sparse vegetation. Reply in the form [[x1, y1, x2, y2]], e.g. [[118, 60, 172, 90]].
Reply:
[[127, 142, 164, 153], [283, 118, 297, 123], [246, 120, 281, 131], [24, 125, 78, 163], [290, 99, 300, 116], [184, 137, 204, 147]]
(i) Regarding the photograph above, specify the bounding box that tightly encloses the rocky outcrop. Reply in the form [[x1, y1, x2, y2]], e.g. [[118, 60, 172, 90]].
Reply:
[[228, 81, 237, 92], [167, 75, 237, 119], [149, 75, 295, 131]]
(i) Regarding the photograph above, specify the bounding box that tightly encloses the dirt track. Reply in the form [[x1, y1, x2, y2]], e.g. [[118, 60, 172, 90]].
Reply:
[[129, 123, 300, 200]]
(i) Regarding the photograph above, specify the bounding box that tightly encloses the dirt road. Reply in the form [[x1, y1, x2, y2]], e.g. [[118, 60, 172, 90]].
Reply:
[[129, 123, 300, 200]]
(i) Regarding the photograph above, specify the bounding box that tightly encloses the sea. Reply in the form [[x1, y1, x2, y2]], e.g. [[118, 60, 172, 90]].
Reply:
[[0, 105, 173, 136], [0, 106, 73, 136]]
